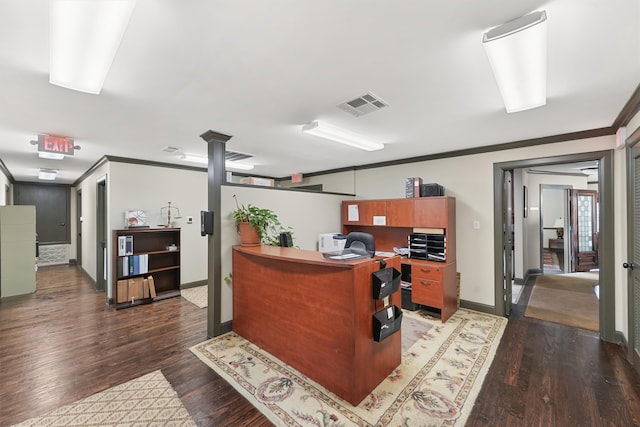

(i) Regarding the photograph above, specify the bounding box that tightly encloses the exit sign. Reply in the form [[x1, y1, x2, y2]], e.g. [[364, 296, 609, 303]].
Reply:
[[38, 134, 74, 156]]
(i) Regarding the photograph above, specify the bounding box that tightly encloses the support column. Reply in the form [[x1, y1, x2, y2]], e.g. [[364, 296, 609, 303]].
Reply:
[[200, 129, 232, 338]]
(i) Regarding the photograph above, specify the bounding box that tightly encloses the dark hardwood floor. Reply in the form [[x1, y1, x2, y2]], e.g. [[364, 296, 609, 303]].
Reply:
[[467, 276, 640, 426], [1, 265, 639, 426], [0, 265, 271, 426]]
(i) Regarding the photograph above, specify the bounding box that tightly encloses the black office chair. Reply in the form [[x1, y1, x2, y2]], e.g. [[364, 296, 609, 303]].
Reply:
[[344, 232, 375, 258]]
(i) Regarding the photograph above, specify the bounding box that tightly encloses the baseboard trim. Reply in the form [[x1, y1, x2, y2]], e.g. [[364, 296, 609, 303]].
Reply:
[[181, 280, 207, 290], [460, 300, 497, 316], [210, 320, 233, 338], [524, 268, 542, 284]]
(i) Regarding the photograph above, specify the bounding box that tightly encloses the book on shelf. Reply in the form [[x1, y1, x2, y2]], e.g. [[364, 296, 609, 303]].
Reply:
[[116, 280, 128, 303], [119, 254, 149, 277], [148, 275, 156, 298], [125, 235, 133, 255]]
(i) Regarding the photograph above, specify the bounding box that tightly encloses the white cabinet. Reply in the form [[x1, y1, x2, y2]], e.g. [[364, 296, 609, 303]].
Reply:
[[0, 206, 36, 297]]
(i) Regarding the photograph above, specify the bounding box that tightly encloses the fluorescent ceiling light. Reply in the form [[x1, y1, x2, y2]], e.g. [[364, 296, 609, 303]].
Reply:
[[301, 121, 384, 151], [49, 0, 136, 94], [225, 161, 254, 171], [181, 154, 254, 170], [38, 169, 57, 180], [181, 154, 208, 164], [482, 10, 547, 113], [38, 152, 65, 160]]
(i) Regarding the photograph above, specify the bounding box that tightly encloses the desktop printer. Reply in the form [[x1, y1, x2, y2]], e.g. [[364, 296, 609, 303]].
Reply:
[[318, 233, 347, 253]]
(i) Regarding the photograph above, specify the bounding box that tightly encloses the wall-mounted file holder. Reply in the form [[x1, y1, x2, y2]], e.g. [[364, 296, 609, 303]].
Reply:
[[372, 305, 403, 342], [371, 267, 401, 299]]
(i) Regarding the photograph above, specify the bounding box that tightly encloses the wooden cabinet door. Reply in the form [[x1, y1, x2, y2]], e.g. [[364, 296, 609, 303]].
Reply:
[[386, 199, 415, 227], [414, 197, 448, 228], [342, 200, 387, 225]]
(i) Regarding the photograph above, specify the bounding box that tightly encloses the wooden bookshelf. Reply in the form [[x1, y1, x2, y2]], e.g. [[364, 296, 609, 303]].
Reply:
[[112, 228, 181, 309]]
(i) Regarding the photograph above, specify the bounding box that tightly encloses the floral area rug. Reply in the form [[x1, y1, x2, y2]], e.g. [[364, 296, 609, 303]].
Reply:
[[13, 370, 195, 426], [190, 308, 506, 426]]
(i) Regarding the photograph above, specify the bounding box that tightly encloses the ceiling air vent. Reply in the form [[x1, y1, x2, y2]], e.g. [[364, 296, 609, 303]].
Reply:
[[225, 150, 253, 162], [337, 92, 389, 117], [162, 146, 180, 153]]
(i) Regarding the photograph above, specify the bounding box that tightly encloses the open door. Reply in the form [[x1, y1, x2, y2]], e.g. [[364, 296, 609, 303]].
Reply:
[[571, 189, 598, 272], [503, 170, 514, 316], [625, 142, 640, 373]]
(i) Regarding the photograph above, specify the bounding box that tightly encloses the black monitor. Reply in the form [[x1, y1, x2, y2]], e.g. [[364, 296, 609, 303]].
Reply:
[[344, 232, 375, 258]]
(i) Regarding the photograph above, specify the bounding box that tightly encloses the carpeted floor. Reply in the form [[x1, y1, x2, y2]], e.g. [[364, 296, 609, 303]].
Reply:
[[190, 308, 506, 427], [181, 285, 207, 308], [13, 370, 196, 426], [525, 272, 599, 331]]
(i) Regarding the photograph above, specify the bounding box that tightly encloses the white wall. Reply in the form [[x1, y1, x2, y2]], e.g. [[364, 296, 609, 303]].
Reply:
[[75, 162, 110, 285], [108, 162, 209, 300], [219, 185, 353, 322]]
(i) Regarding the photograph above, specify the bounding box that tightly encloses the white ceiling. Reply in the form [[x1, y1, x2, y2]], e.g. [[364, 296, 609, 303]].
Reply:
[[0, 0, 638, 184]]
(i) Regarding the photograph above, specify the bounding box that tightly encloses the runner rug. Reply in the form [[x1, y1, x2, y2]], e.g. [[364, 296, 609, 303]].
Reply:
[[190, 308, 506, 426], [13, 370, 195, 426], [525, 272, 599, 331]]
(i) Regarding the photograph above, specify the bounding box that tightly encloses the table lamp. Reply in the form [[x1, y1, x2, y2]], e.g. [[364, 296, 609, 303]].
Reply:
[[553, 218, 564, 239]]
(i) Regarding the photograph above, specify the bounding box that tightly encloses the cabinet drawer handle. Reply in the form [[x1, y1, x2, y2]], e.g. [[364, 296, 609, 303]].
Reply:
[[420, 280, 432, 286], [420, 268, 431, 273]]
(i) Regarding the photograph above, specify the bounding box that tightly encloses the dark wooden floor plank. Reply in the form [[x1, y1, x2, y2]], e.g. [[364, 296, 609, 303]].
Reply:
[[2, 266, 640, 426]]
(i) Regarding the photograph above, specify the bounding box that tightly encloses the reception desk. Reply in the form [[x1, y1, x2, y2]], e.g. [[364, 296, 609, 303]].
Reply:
[[232, 245, 402, 406]]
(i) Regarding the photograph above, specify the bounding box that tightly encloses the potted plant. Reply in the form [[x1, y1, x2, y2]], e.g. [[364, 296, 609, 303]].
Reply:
[[232, 194, 291, 246]]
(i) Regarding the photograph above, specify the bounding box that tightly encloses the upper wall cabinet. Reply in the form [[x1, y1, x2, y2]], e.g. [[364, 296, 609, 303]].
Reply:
[[341, 200, 387, 226], [414, 197, 450, 228], [386, 199, 415, 227], [342, 197, 454, 229]]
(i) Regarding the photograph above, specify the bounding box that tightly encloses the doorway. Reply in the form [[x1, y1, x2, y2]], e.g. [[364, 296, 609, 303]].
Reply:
[[494, 150, 615, 342], [76, 189, 82, 267], [96, 178, 107, 292]]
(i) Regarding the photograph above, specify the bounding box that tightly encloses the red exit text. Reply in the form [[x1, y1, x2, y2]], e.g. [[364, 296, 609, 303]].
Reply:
[[38, 134, 75, 156]]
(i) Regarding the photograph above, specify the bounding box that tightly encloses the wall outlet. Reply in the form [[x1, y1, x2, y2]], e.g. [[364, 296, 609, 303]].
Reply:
[[187, 216, 193, 224], [473, 220, 480, 229]]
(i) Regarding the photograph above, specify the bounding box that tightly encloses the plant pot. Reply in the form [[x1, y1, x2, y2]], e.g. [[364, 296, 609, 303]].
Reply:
[[238, 222, 261, 246]]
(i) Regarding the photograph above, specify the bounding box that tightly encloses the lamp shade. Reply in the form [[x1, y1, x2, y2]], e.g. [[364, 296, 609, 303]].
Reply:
[[483, 10, 547, 113]]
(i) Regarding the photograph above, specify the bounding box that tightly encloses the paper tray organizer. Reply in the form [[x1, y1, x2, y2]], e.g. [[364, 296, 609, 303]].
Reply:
[[372, 305, 403, 342], [371, 267, 401, 299]]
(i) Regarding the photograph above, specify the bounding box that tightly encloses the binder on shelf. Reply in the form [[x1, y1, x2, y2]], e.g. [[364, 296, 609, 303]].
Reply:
[[118, 235, 127, 256], [143, 278, 150, 298], [116, 280, 128, 303], [133, 255, 140, 275], [148, 275, 156, 298], [372, 305, 403, 342], [119, 256, 129, 277], [125, 235, 134, 255], [371, 267, 401, 300], [405, 177, 422, 198]]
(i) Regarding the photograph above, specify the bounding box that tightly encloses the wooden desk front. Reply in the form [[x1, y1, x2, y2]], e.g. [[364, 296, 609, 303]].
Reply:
[[232, 245, 402, 406]]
